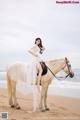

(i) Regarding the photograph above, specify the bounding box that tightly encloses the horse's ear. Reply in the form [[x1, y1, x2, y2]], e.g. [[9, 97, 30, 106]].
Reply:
[[65, 57, 69, 63], [65, 57, 68, 62]]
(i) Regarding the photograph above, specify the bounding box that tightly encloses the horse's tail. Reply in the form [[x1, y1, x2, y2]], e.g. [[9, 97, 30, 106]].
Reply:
[[7, 72, 12, 98]]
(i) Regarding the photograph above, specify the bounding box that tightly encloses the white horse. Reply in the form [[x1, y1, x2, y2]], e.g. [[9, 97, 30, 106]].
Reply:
[[7, 57, 74, 112]]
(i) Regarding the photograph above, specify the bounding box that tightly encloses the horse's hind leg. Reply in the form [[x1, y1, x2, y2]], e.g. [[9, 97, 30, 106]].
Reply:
[[7, 76, 14, 107], [12, 81, 21, 109]]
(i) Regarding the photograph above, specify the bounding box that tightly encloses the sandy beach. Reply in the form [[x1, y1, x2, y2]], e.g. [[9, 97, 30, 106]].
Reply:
[[0, 88, 80, 120]]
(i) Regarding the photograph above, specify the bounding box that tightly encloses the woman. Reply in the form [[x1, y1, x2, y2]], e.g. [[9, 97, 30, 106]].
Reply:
[[28, 37, 45, 111]]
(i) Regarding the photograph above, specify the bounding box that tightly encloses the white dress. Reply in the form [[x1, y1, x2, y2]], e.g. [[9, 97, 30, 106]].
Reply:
[[28, 44, 42, 84], [27, 44, 43, 111]]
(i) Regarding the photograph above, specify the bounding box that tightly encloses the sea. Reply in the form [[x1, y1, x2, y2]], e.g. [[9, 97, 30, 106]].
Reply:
[[0, 68, 80, 99]]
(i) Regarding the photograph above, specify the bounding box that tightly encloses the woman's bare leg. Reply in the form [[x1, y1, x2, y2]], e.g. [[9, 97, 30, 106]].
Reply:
[[36, 63, 43, 111], [36, 63, 42, 92]]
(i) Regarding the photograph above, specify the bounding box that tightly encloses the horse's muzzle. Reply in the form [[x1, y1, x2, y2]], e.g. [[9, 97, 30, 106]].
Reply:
[[69, 72, 74, 78]]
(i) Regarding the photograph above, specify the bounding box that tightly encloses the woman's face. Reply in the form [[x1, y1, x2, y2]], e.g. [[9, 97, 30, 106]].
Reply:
[[35, 39, 41, 45]]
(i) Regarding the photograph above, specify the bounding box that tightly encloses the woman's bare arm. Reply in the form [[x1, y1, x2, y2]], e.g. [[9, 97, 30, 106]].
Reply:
[[28, 45, 38, 57], [28, 50, 38, 57]]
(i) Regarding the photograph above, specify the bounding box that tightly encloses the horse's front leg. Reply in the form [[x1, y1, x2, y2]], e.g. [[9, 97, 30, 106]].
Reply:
[[44, 85, 50, 111], [39, 86, 46, 112], [39, 88, 42, 110]]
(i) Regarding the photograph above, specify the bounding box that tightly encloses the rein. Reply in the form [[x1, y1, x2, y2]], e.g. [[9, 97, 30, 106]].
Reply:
[[46, 63, 70, 80]]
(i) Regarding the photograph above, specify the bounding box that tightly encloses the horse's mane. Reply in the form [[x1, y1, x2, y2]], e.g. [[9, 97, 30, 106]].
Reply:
[[46, 58, 64, 64]]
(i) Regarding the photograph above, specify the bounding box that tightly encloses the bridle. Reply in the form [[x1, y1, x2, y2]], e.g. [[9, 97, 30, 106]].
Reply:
[[46, 58, 72, 80]]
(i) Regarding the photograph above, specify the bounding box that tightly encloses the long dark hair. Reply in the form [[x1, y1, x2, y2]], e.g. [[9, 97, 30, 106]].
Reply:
[[35, 38, 44, 54]]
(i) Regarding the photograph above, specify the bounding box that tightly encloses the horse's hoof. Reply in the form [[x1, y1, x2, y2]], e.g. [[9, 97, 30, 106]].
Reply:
[[41, 109, 46, 112], [11, 105, 15, 108], [14, 103, 21, 110], [16, 106, 21, 110], [45, 108, 50, 111]]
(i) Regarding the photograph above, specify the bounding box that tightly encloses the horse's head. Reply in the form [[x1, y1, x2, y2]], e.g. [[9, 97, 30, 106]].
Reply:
[[63, 57, 74, 78]]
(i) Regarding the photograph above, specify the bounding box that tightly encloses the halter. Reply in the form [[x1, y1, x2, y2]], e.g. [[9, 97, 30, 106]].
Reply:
[[46, 58, 71, 80]]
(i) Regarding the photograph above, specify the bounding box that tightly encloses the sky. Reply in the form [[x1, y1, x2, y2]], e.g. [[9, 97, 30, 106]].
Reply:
[[0, 0, 80, 69]]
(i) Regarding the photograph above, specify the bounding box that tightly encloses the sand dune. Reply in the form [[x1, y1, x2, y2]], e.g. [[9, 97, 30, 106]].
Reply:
[[0, 88, 80, 120]]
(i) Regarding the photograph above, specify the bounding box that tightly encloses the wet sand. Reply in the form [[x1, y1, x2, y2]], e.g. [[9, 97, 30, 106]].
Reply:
[[0, 88, 80, 120]]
